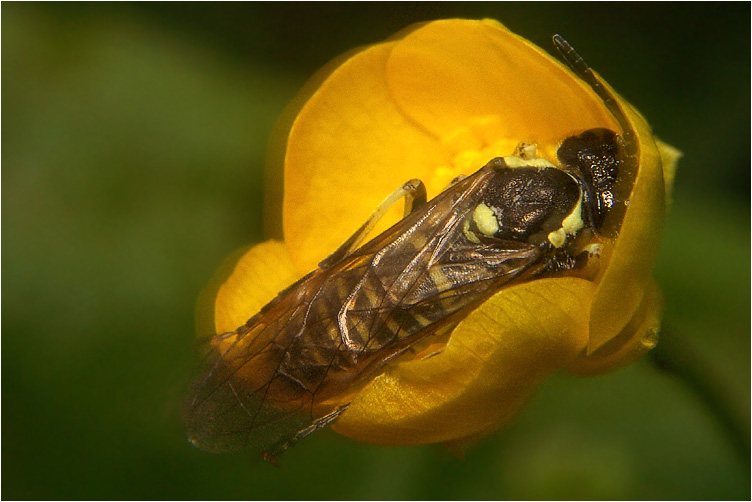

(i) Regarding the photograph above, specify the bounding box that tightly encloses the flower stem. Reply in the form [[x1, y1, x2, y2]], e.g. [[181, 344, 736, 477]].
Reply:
[[649, 327, 750, 465]]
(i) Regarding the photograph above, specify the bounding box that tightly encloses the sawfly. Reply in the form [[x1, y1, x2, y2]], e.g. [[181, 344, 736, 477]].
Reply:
[[184, 35, 639, 461]]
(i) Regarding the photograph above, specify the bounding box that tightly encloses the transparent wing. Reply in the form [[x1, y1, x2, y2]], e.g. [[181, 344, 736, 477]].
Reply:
[[184, 273, 331, 455], [404, 239, 545, 316]]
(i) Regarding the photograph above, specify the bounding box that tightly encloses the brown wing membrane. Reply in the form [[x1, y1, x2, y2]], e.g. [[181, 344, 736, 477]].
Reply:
[[184, 271, 333, 454], [401, 240, 544, 327]]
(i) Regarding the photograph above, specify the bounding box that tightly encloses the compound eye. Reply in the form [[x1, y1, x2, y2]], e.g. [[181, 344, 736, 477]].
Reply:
[[558, 129, 618, 178]]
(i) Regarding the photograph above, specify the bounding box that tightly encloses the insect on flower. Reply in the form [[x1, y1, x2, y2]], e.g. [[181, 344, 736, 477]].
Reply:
[[185, 34, 643, 461]]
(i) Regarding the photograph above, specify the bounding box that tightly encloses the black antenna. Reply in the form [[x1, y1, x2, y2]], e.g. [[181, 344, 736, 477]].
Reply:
[[552, 34, 637, 157]]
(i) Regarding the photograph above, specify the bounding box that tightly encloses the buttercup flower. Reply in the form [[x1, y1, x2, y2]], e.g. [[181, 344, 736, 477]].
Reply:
[[196, 19, 680, 449]]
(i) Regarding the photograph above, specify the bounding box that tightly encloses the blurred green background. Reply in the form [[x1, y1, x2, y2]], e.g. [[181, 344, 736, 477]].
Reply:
[[3, 3, 749, 500]]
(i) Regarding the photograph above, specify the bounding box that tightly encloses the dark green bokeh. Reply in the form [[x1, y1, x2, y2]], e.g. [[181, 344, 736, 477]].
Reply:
[[3, 3, 749, 500]]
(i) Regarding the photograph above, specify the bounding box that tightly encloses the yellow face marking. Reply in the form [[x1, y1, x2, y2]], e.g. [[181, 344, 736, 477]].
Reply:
[[472, 203, 499, 236]]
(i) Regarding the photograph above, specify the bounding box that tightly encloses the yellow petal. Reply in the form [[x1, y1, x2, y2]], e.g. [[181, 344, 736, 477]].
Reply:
[[586, 105, 666, 353], [283, 42, 448, 273], [199, 240, 298, 337], [386, 19, 619, 150], [568, 278, 663, 375], [656, 138, 682, 208], [333, 278, 593, 444]]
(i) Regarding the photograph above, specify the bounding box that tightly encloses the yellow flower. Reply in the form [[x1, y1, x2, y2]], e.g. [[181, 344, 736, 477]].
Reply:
[[197, 19, 680, 448]]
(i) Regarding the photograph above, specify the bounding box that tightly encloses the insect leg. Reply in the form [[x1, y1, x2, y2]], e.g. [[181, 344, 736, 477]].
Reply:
[[319, 179, 427, 268], [399, 179, 428, 216], [261, 403, 350, 464]]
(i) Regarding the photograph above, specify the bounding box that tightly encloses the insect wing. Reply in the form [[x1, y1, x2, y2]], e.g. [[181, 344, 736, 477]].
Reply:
[[184, 273, 328, 454], [401, 239, 544, 328]]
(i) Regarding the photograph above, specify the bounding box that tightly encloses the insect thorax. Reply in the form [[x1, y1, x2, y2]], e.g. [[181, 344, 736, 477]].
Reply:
[[463, 160, 584, 248]]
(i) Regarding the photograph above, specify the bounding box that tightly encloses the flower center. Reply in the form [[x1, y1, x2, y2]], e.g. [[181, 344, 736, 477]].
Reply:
[[430, 116, 557, 193]]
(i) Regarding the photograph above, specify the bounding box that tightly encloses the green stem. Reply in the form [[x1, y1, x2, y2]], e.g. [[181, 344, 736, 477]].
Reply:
[[649, 327, 750, 464]]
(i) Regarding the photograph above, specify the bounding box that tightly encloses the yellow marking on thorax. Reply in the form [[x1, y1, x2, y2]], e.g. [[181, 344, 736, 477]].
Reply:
[[472, 203, 499, 236], [463, 203, 500, 242], [502, 156, 557, 169]]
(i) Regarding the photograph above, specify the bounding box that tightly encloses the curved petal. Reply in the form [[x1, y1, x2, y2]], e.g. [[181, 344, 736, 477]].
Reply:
[[586, 106, 665, 353], [333, 278, 593, 444], [205, 240, 299, 337], [386, 19, 619, 152], [283, 42, 449, 273], [656, 138, 681, 208], [568, 278, 663, 375]]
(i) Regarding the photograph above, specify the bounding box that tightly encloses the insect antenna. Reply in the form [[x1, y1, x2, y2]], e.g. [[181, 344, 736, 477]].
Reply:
[[552, 35, 637, 158]]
